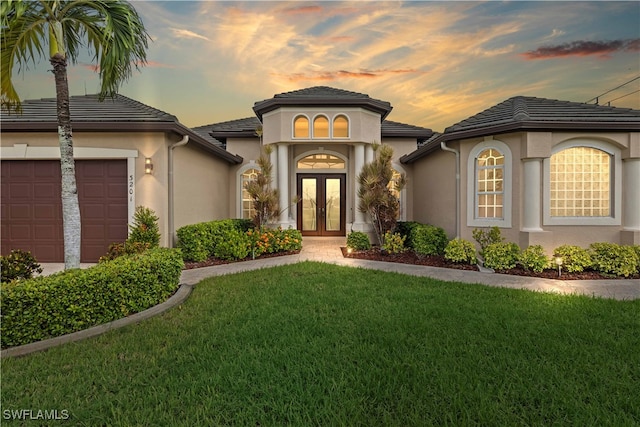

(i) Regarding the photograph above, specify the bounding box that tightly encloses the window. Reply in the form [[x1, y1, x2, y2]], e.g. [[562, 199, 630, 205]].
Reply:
[[240, 167, 260, 219], [550, 147, 610, 217], [294, 116, 309, 138], [313, 115, 329, 138], [467, 139, 512, 228], [543, 139, 621, 226], [476, 148, 504, 219], [333, 115, 349, 138], [297, 154, 345, 169]]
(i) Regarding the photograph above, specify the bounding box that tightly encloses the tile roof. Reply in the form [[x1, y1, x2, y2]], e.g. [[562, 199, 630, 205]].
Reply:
[[446, 96, 640, 133], [253, 86, 393, 120], [1, 94, 178, 124], [1, 94, 242, 164], [401, 96, 640, 163]]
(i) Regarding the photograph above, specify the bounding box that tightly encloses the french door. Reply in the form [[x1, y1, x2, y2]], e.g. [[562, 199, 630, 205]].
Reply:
[[297, 174, 345, 236]]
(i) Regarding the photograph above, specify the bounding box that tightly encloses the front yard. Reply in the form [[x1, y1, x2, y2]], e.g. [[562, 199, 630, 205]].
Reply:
[[2, 262, 638, 425]]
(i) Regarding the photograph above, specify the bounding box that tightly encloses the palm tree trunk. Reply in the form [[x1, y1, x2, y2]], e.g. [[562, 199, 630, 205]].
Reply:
[[51, 53, 81, 269]]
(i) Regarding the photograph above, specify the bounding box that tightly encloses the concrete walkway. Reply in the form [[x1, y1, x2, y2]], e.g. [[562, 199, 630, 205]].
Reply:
[[182, 237, 640, 301]]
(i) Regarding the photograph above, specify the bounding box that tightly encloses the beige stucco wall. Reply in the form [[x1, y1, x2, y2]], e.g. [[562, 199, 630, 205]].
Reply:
[[1, 131, 236, 248], [262, 107, 382, 145], [411, 130, 639, 252]]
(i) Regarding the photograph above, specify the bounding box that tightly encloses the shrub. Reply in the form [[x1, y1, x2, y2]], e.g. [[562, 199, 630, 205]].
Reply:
[[177, 219, 254, 262], [393, 221, 421, 248], [411, 224, 448, 256], [1, 248, 183, 348], [248, 227, 302, 258], [382, 231, 406, 254], [214, 229, 251, 260], [589, 243, 639, 277], [472, 226, 504, 258], [444, 238, 477, 265], [99, 241, 151, 263], [519, 245, 550, 273], [483, 242, 520, 271], [346, 231, 371, 251], [0, 250, 43, 283], [553, 245, 592, 273], [128, 206, 160, 248]]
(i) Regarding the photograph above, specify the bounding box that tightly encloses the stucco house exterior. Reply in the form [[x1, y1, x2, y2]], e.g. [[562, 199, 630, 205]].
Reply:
[[401, 96, 640, 250], [1, 95, 241, 262], [1, 87, 639, 262]]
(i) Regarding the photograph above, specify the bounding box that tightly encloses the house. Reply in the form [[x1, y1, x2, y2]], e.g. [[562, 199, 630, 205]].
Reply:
[[401, 96, 640, 250], [1, 94, 241, 262], [2, 88, 638, 262]]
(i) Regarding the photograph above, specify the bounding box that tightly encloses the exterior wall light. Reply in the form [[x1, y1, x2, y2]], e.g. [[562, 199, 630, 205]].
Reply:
[[145, 157, 154, 174]]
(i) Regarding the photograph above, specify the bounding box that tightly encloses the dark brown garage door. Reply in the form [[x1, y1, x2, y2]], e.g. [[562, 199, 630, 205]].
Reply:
[[1, 160, 128, 263]]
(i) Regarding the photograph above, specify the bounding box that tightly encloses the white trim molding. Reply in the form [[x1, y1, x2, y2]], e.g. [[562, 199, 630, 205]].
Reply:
[[466, 138, 513, 228]]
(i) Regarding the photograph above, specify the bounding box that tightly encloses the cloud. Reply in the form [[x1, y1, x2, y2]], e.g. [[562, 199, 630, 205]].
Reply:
[[522, 39, 640, 59], [275, 68, 422, 82], [81, 60, 175, 72], [281, 5, 322, 15], [170, 28, 210, 41]]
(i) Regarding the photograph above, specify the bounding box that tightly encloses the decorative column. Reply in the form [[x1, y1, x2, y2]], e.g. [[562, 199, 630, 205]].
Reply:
[[353, 143, 366, 228], [365, 143, 374, 164], [521, 158, 543, 231], [278, 143, 289, 225], [622, 158, 640, 244]]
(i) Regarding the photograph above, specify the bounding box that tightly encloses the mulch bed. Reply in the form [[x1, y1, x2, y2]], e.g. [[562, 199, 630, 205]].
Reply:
[[341, 247, 639, 281], [183, 250, 301, 270]]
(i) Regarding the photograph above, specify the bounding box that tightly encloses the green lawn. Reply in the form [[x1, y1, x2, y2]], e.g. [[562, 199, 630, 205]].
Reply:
[[2, 262, 639, 426]]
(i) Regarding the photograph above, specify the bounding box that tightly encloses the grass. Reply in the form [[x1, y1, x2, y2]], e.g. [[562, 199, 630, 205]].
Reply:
[[2, 261, 639, 426]]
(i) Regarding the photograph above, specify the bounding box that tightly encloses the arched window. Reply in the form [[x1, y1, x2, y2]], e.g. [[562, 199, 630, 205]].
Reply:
[[297, 153, 345, 169], [467, 139, 512, 227], [313, 115, 329, 138], [293, 115, 309, 138], [476, 148, 505, 219], [550, 146, 611, 217], [333, 115, 349, 138], [240, 167, 260, 220]]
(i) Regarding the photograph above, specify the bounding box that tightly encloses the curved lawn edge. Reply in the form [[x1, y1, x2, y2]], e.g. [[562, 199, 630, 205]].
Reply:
[[0, 283, 194, 358]]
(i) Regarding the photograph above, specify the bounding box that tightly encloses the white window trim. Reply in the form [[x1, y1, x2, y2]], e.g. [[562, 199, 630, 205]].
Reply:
[[292, 114, 310, 139], [1, 144, 138, 227], [311, 114, 330, 140], [236, 162, 261, 219], [543, 139, 621, 226], [467, 139, 512, 228], [332, 114, 351, 139]]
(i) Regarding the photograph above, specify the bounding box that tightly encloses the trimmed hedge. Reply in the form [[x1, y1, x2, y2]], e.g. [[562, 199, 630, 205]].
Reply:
[[483, 242, 520, 271], [411, 224, 448, 256], [444, 238, 477, 265], [1, 248, 184, 349], [346, 231, 371, 251], [589, 243, 640, 277], [177, 219, 253, 262]]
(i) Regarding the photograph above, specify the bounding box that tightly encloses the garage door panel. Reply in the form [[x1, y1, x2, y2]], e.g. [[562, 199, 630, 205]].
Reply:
[[1, 160, 128, 262]]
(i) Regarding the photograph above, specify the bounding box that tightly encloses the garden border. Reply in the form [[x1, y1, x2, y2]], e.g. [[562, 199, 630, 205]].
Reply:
[[0, 283, 194, 358]]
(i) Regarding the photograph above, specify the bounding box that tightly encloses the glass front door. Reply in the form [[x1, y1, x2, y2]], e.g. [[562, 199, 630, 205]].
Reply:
[[297, 174, 345, 236]]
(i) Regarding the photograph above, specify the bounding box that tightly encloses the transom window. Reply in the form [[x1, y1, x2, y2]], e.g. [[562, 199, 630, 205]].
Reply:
[[241, 167, 260, 219], [297, 154, 345, 169], [476, 148, 504, 219], [550, 146, 610, 217]]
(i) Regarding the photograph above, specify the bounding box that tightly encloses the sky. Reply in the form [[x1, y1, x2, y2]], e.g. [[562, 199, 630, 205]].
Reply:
[[10, 1, 640, 133]]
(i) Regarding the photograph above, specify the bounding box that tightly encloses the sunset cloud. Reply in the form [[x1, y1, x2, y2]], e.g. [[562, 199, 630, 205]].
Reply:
[[170, 28, 210, 41], [276, 68, 422, 82], [522, 39, 640, 59]]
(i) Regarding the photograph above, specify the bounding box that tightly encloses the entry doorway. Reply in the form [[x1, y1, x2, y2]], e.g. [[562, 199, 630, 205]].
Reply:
[[297, 174, 345, 236]]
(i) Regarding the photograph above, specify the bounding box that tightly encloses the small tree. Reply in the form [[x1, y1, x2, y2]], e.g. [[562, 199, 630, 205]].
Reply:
[[357, 144, 405, 246], [244, 145, 280, 228]]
